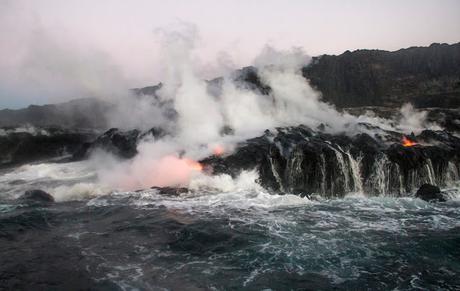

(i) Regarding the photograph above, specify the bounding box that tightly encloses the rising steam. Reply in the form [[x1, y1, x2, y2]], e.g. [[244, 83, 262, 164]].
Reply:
[[91, 25, 439, 191]]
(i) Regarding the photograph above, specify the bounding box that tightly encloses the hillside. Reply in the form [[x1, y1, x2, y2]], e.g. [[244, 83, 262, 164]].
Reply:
[[0, 98, 112, 129], [303, 42, 460, 108], [1, 43, 459, 129]]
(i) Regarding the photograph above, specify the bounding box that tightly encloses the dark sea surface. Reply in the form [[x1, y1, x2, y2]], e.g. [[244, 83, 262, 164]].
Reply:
[[1, 162, 459, 290]]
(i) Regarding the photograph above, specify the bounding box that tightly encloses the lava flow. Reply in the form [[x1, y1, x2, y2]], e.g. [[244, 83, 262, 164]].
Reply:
[[402, 136, 418, 147]]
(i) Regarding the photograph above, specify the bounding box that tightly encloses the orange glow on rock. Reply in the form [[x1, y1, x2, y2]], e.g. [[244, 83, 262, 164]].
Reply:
[[402, 136, 418, 147]]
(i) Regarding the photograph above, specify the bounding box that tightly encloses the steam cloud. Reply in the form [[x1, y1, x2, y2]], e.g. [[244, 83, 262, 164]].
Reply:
[[0, 3, 132, 108], [91, 25, 438, 191], [0, 6, 438, 191]]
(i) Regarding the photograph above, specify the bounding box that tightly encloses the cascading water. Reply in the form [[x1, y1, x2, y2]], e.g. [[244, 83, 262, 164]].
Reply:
[[330, 145, 351, 193], [364, 154, 392, 196], [344, 150, 363, 193], [426, 159, 436, 185], [268, 149, 285, 192], [319, 153, 327, 194], [284, 148, 304, 194], [446, 161, 460, 185], [249, 128, 460, 198]]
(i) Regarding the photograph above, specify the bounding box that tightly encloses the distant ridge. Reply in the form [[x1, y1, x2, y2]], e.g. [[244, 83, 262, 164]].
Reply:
[[0, 98, 112, 129], [303, 42, 460, 107], [1, 42, 459, 129]]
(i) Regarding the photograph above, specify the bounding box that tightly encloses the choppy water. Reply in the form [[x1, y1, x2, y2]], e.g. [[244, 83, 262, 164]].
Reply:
[[1, 162, 460, 290]]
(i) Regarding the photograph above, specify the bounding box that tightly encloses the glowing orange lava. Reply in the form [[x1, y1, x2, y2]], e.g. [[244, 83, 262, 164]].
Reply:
[[212, 145, 225, 156], [402, 136, 418, 147], [184, 158, 203, 171]]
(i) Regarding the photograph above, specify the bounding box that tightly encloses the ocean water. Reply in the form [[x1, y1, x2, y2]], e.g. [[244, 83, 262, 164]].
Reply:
[[1, 162, 459, 290]]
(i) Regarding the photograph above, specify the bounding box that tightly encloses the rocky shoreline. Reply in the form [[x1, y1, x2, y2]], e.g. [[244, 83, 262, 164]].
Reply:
[[3, 106, 458, 200]]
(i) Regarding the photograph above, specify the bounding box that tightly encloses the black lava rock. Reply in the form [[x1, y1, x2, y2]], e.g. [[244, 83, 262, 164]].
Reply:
[[73, 127, 170, 160], [74, 128, 140, 159], [0, 128, 97, 168], [151, 186, 189, 196], [415, 184, 446, 202], [201, 126, 460, 198], [19, 190, 55, 203], [303, 42, 460, 108]]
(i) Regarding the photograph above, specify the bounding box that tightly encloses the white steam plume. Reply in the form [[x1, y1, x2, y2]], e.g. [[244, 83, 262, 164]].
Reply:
[[397, 103, 441, 133], [92, 25, 440, 191]]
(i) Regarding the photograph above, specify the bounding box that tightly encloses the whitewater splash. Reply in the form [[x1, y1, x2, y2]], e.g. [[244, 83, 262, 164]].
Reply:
[[1, 158, 459, 205], [1, 146, 459, 290], [2, 167, 459, 290], [0, 161, 105, 201]]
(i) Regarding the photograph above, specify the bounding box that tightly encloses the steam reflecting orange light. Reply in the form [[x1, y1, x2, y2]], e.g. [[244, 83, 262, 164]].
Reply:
[[212, 145, 225, 156], [184, 158, 203, 171]]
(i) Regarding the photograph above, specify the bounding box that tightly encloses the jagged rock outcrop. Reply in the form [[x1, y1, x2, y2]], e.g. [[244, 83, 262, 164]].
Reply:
[[303, 42, 460, 108], [73, 127, 166, 160], [232, 66, 271, 95], [67, 120, 460, 199], [0, 128, 97, 168], [201, 126, 460, 198], [74, 128, 140, 159]]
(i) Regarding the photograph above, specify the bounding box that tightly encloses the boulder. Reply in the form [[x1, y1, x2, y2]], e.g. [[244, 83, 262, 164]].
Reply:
[[19, 189, 55, 203], [415, 184, 446, 202], [151, 186, 189, 196]]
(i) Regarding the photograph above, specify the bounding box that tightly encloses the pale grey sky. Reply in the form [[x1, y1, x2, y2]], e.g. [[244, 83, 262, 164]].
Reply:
[[1, 0, 459, 109]]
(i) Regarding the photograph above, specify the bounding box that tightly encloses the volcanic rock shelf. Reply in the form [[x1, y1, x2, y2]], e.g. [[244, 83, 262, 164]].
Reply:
[[201, 126, 460, 198]]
